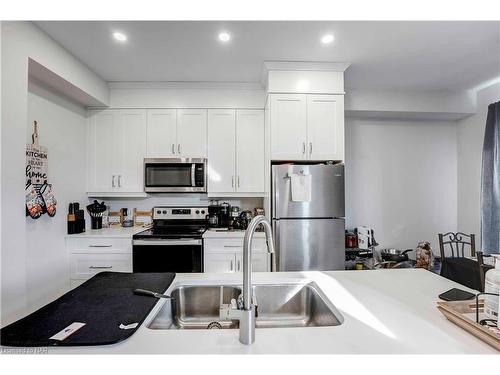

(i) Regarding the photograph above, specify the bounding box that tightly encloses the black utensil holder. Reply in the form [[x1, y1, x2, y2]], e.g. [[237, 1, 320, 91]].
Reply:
[[91, 216, 103, 230]]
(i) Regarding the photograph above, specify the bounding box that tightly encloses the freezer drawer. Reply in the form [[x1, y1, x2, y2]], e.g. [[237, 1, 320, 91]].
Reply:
[[272, 164, 344, 219], [273, 218, 345, 271]]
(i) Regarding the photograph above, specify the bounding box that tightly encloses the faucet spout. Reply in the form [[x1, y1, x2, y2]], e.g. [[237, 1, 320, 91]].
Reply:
[[219, 215, 275, 345], [240, 215, 275, 344]]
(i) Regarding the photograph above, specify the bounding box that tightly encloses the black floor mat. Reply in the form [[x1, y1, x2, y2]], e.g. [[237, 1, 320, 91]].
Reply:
[[0, 272, 175, 347]]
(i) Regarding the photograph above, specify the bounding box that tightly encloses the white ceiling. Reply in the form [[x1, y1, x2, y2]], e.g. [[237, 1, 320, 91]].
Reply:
[[35, 21, 500, 91]]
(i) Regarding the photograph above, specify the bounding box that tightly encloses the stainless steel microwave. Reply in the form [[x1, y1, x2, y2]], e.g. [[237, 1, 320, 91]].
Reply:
[[144, 158, 207, 193]]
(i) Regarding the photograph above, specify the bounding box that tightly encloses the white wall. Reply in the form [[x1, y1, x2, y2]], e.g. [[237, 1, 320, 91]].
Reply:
[[25, 81, 87, 313], [108, 82, 265, 109], [345, 118, 458, 254], [1, 21, 107, 326], [345, 89, 476, 119], [457, 82, 500, 247]]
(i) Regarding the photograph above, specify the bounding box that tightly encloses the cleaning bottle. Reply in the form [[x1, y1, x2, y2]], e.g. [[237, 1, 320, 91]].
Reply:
[[484, 254, 500, 321]]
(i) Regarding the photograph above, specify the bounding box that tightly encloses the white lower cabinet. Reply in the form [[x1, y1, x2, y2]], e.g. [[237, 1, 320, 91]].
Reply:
[[70, 253, 132, 280], [204, 252, 237, 273], [204, 237, 270, 273], [66, 236, 132, 289]]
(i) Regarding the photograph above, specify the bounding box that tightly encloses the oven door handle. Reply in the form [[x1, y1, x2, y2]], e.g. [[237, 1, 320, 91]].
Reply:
[[133, 239, 202, 246]]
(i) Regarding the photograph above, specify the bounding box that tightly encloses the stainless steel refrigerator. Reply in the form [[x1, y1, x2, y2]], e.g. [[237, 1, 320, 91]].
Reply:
[[271, 163, 345, 271]]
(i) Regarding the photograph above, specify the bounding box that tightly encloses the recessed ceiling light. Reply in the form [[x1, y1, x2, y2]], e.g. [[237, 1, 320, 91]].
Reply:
[[113, 32, 127, 42], [218, 32, 231, 43], [321, 34, 334, 44]]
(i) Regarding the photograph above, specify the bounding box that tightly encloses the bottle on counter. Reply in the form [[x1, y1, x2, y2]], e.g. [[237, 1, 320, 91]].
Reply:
[[67, 203, 76, 234], [484, 254, 500, 321]]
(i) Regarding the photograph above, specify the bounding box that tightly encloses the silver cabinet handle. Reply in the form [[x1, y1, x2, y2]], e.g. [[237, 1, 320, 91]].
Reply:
[[237, 176, 240, 188], [112, 175, 116, 188], [177, 144, 181, 154], [118, 175, 122, 188], [88, 245, 113, 248], [302, 142, 306, 154], [230, 260, 234, 271], [89, 265, 113, 269], [232, 176, 235, 188], [171, 144, 175, 154], [237, 260, 241, 271], [309, 142, 313, 155], [224, 245, 242, 248]]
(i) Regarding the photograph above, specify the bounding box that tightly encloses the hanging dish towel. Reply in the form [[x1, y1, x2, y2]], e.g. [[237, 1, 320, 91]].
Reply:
[[291, 173, 312, 202]]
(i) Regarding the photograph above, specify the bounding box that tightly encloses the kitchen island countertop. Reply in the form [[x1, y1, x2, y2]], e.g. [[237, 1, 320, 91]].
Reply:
[[4, 269, 496, 354]]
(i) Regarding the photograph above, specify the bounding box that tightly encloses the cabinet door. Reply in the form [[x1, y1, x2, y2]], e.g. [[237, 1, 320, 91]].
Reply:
[[117, 110, 147, 192], [88, 110, 119, 192], [146, 110, 177, 158], [208, 109, 236, 193], [177, 109, 207, 158], [306, 95, 344, 161], [236, 110, 265, 192], [270, 94, 307, 160], [235, 252, 269, 272], [204, 252, 236, 273]]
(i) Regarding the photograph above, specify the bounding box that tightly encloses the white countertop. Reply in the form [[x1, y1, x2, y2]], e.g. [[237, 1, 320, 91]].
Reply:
[[203, 229, 265, 238], [24, 269, 497, 354], [66, 226, 148, 238], [66, 227, 263, 239]]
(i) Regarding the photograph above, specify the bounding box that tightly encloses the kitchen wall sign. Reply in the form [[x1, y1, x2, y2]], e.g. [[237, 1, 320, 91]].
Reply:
[[26, 121, 57, 219]]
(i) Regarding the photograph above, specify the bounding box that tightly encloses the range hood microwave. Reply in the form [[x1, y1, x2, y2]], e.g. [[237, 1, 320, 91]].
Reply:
[[144, 158, 207, 193]]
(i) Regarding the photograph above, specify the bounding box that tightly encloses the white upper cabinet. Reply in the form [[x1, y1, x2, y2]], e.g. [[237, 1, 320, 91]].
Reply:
[[176, 109, 207, 158], [207, 109, 265, 195], [208, 110, 236, 193], [269, 93, 344, 161], [88, 110, 119, 192], [146, 110, 177, 158], [146, 109, 207, 158], [118, 110, 147, 192], [306, 95, 344, 161], [88, 109, 146, 195], [236, 110, 265, 192], [270, 94, 307, 160]]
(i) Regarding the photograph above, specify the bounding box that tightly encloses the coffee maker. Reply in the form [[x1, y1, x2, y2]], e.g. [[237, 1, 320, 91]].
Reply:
[[207, 201, 221, 228], [219, 202, 231, 228]]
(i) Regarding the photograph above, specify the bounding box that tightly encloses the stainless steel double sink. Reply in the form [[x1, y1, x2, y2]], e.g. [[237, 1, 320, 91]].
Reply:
[[147, 282, 343, 330]]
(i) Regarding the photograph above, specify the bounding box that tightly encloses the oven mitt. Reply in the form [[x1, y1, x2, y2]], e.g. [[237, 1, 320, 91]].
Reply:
[[39, 182, 57, 217], [26, 181, 44, 219]]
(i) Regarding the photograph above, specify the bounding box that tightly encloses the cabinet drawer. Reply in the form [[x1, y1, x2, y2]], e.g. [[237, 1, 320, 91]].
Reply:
[[68, 237, 132, 254], [70, 253, 132, 280], [204, 238, 266, 253]]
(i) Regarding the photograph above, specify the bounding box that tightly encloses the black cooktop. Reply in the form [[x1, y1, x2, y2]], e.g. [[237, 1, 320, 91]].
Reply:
[[133, 226, 207, 239]]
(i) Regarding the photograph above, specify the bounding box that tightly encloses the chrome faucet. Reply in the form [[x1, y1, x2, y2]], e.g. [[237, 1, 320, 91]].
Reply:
[[219, 215, 276, 345]]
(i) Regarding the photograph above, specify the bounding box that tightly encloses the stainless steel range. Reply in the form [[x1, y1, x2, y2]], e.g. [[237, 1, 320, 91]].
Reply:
[[132, 207, 208, 273]]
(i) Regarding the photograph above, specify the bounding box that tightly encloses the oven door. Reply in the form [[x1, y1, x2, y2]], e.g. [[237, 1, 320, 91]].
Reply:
[[132, 239, 203, 273], [144, 158, 206, 193]]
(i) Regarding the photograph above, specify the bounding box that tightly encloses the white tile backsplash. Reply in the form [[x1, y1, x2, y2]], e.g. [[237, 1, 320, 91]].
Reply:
[[89, 195, 264, 216]]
